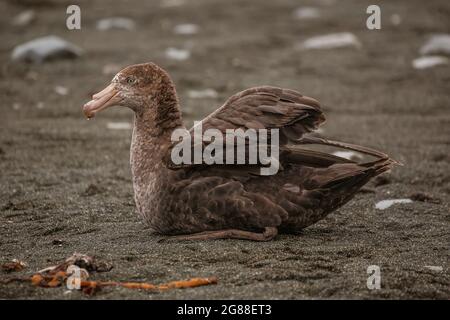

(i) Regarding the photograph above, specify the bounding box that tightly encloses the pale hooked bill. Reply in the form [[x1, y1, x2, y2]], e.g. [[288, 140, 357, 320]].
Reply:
[[375, 199, 413, 210]]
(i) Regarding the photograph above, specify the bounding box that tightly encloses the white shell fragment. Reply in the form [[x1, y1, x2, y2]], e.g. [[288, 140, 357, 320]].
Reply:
[[165, 47, 190, 61], [174, 24, 199, 35], [419, 34, 450, 56], [11, 35, 83, 64], [412, 56, 448, 69], [375, 199, 413, 210], [107, 122, 132, 130], [96, 17, 136, 31], [298, 32, 361, 50], [188, 89, 218, 99]]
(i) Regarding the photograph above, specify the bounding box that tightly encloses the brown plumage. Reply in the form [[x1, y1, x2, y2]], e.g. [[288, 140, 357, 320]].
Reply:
[[83, 62, 396, 241]]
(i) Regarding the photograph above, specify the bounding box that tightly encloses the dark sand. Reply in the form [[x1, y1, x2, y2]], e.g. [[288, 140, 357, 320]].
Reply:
[[0, 0, 449, 299]]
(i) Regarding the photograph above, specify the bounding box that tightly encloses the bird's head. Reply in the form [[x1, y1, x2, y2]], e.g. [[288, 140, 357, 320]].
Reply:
[[83, 62, 174, 119]]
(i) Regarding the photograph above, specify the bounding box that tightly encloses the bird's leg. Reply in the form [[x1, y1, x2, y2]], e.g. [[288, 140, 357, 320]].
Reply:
[[159, 227, 278, 242]]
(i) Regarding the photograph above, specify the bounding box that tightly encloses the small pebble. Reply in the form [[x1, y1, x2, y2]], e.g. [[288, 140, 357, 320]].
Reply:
[[375, 199, 412, 210], [54, 86, 69, 96], [174, 24, 199, 35], [165, 47, 190, 61], [298, 32, 361, 50], [412, 56, 448, 70], [97, 17, 136, 31]]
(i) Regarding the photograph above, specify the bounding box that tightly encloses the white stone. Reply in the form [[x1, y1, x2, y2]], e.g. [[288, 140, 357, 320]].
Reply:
[[375, 199, 413, 210], [293, 7, 320, 20], [298, 32, 361, 50], [54, 86, 69, 96], [420, 34, 450, 56], [11, 35, 83, 64], [412, 56, 448, 69], [174, 24, 199, 35], [96, 17, 136, 31], [165, 47, 190, 61]]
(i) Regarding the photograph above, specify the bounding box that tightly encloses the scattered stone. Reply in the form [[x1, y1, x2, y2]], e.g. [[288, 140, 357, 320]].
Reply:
[[412, 56, 448, 69], [188, 88, 218, 99], [54, 86, 69, 96], [298, 32, 361, 50], [36, 101, 44, 109], [409, 192, 441, 204], [83, 184, 105, 196], [375, 198, 413, 210], [107, 122, 131, 130], [419, 34, 450, 56], [12, 103, 21, 110], [293, 7, 320, 20], [12, 10, 36, 27], [424, 266, 443, 272], [332, 151, 363, 161], [165, 47, 190, 61], [96, 17, 136, 31], [174, 23, 199, 35], [11, 35, 83, 64], [2, 259, 27, 273], [373, 175, 391, 187]]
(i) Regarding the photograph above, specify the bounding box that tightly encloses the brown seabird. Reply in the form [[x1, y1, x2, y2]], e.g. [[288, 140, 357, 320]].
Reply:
[[83, 62, 396, 241]]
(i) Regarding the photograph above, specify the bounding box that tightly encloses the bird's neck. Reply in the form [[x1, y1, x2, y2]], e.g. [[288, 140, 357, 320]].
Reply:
[[129, 84, 185, 205]]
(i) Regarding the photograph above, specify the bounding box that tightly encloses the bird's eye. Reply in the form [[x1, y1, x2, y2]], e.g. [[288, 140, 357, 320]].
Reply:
[[126, 77, 135, 84]]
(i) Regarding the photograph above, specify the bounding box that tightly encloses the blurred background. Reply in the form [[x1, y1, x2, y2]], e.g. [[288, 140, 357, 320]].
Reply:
[[0, 0, 449, 299]]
